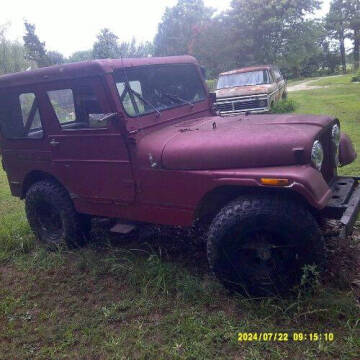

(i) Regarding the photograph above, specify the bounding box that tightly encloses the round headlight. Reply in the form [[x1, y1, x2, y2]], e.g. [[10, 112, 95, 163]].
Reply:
[[311, 140, 324, 171], [331, 124, 340, 146]]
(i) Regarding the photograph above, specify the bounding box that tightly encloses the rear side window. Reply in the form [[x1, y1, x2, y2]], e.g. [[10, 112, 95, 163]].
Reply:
[[19, 93, 42, 131], [47, 84, 110, 130], [0, 92, 44, 139], [47, 89, 76, 124]]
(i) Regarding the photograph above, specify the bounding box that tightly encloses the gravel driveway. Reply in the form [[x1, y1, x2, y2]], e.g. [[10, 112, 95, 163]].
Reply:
[[287, 75, 341, 92]]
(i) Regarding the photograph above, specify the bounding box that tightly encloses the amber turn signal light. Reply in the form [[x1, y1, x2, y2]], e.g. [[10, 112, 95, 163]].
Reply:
[[260, 178, 290, 186]]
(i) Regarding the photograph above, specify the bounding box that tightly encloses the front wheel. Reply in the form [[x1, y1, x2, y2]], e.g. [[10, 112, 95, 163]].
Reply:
[[206, 195, 325, 296], [25, 180, 90, 249]]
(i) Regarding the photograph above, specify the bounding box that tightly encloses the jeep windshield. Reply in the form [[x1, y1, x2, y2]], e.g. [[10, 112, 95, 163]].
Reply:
[[217, 70, 271, 89], [114, 64, 206, 117]]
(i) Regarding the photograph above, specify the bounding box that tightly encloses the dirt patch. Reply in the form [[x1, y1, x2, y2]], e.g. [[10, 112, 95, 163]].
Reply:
[[288, 79, 328, 92], [287, 75, 341, 92]]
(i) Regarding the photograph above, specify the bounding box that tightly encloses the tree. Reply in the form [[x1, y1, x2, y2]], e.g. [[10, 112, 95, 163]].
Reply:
[[92, 29, 154, 59], [321, 40, 342, 74], [345, 0, 360, 70], [154, 0, 214, 56], [277, 20, 327, 78], [326, 0, 349, 73], [92, 28, 119, 59], [23, 21, 50, 67], [67, 50, 93, 63], [228, 0, 321, 66], [190, 14, 237, 78], [0, 23, 30, 75], [135, 41, 154, 57], [153, 0, 328, 79], [47, 51, 65, 65], [118, 38, 153, 58]]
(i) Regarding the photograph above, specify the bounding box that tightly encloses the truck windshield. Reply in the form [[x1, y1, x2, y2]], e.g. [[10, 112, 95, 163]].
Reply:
[[217, 70, 271, 89], [114, 64, 206, 117]]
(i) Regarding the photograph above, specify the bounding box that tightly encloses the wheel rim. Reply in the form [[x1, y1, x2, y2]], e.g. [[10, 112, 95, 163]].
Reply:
[[222, 230, 301, 295], [35, 200, 63, 243]]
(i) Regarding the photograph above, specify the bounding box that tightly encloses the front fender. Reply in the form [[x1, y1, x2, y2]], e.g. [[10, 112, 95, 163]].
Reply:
[[209, 165, 332, 209], [339, 132, 357, 166], [136, 165, 332, 227]]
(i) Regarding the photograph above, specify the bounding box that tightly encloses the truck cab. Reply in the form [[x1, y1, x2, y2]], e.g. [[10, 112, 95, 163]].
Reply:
[[0, 56, 358, 296], [215, 65, 287, 115]]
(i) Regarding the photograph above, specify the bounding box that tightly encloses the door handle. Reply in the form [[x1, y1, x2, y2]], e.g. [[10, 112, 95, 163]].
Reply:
[[50, 139, 60, 147]]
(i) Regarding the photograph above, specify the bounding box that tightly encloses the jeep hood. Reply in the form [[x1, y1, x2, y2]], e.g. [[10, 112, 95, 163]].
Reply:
[[137, 114, 335, 170], [216, 84, 273, 98]]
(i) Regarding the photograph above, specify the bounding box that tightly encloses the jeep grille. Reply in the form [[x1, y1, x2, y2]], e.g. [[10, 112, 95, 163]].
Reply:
[[319, 128, 337, 183]]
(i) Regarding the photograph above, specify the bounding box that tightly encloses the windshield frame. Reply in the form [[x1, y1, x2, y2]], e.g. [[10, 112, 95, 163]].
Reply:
[[113, 63, 207, 119], [216, 70, 272, 90]]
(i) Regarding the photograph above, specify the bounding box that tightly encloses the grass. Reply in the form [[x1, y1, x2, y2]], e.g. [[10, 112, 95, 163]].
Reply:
[[0, 168, 33, 261], [309, 74, 354, 87], [352, 72, 360, 82], [291, 73, 360, 175], [1, 76, 360, 359]]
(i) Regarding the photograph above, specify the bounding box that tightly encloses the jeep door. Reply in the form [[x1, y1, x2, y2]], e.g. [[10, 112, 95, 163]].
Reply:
[[42, 76, 135, 212]]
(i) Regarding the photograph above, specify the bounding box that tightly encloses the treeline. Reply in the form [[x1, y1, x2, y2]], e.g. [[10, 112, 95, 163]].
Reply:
[[0, 23, 153, 75], [1, 0, 360, 79], [152, 0, 360, 78]]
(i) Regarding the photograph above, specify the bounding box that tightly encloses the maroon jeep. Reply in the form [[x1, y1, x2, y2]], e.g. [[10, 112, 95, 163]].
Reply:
[[0, 56, 358, 296]]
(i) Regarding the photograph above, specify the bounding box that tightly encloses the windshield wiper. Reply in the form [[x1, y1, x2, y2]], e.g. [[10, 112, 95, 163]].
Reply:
[[160, 91, 194, 107], [126, 85, 161, 117]]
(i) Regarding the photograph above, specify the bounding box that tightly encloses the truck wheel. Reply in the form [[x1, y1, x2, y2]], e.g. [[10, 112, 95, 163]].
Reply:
[[206, 195, 324, 296], [25, 181, 90, 249]]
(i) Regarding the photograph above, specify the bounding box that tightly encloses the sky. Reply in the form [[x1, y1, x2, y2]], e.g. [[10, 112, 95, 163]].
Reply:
[[2, 0, 331, 57]]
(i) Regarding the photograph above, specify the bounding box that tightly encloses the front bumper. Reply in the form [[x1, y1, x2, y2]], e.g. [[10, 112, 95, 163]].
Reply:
[[322, 176, 360, 237]]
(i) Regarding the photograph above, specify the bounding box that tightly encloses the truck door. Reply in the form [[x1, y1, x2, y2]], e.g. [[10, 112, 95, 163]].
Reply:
[[43, 77, 135, 211]]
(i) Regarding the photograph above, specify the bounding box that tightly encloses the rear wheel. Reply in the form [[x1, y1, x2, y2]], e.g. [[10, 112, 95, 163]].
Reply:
[[206, 195, 324, 296], [25, 181, 90, 249]]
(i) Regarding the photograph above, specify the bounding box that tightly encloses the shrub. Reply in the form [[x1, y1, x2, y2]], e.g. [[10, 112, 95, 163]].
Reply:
[[351, 71, 360, 82], [206, 79, 217, 91], [270, 99, 297, 113]]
